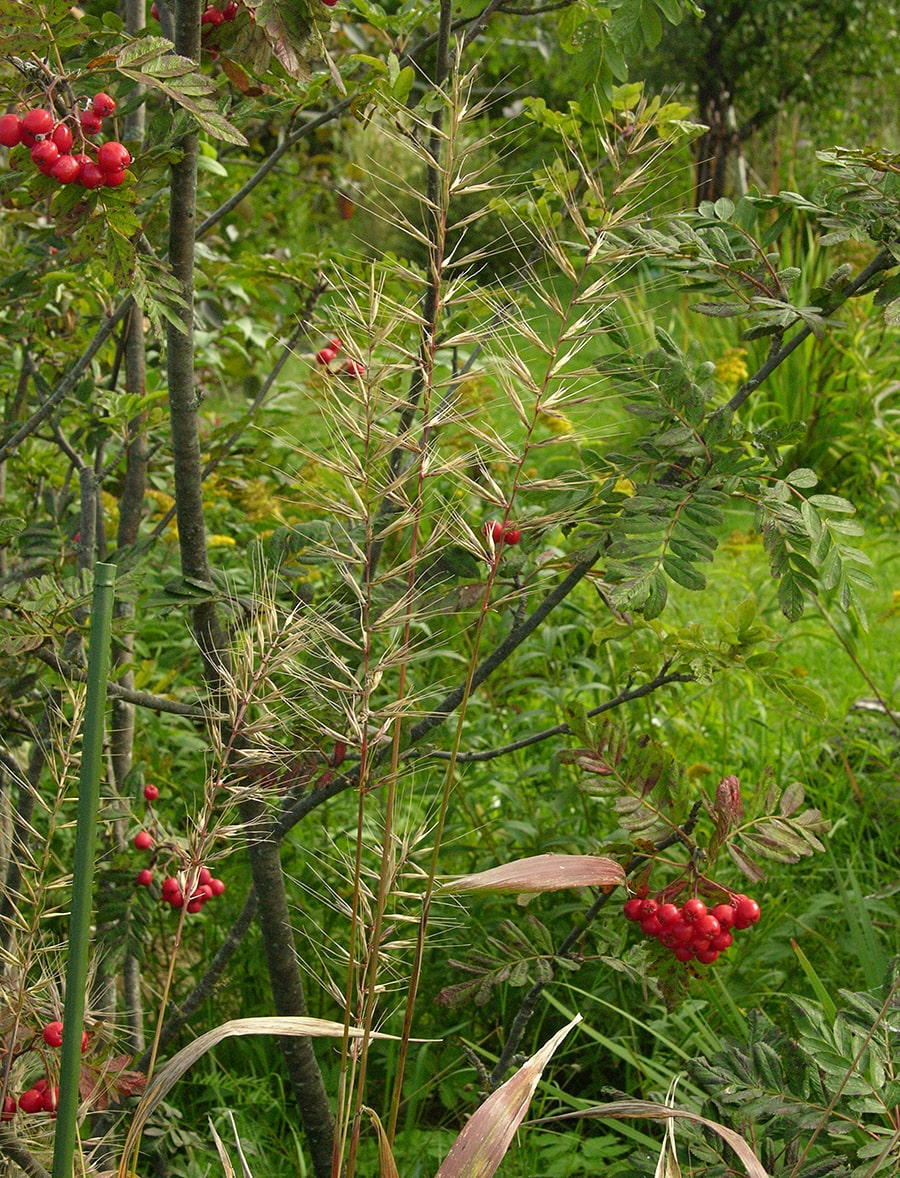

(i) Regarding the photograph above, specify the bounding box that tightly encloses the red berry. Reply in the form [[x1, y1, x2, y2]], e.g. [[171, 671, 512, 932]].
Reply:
[[316, 346, 337, 364], [322, 0, 338, 7], [79, 161, 104, 188], [331, 740, 347, 767], [198, 867, 213, 885], [40, 1086, 59, 1113], [201, 6, 225, 22], [31, 140, 59, 168], [484, 520, 504, 543], [161, 875, 181, 896], [639, 914, 663, 937], [136, 868, 153, 887], [18, 1088, 44, 1114], [673, 946, 695, 962], [81, 1030, 89, 1053], [638, 899, 658, 919], [329, 337, 343, 350], [97, 140, 131, 173], [80, 111, 103, 136], [51, 123, 73, 153], [168, 888, 184, 909], [151, 0, 160, 14], [186, 896, 205, 913], [623, 898, 643, 921], [732, 894, 761, 929], [680, 897, 707, 922], [143, 784, 159, 802], [342, 359, 365, 377], [710, 930, 733, 951], [104, 168, 126, 188], [22, 108, 53, 137], [669, 920, 695, 945], [711, 903, 736, 929], [42, 1021, 64, 1047], [133, 830, 153, 851], [1, 1095, 15, 1121], [502, 528, 521, 545], [91, 92, 116, 118], [655, 903, 680, 926], [693, 913, 721, 940], [209, 878, 226, 896], [695, 947, 719, 965], [0, 113, 22, 147], [223, 0, 238, 16]]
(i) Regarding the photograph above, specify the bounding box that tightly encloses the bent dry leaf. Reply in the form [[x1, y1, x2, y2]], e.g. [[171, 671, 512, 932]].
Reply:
[[439, 853, 625, 895], [533, 1100, 769, 1178], [117, 1016, 428, 1177], [435, 1014, 582, 1178]]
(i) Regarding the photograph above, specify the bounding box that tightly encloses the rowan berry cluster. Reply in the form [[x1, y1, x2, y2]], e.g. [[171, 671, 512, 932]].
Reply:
[[132, 783, 226, 913], [0, 94, 130, 189], [315, 337, 365, 377], [1, 1022, 90, 1121], [483, 519, 521, 546], [623, 892, 760, 965]]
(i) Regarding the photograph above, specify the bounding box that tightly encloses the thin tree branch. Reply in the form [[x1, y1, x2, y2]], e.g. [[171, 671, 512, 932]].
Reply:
[[407, 543, 604, 748], [430, 664, 695, 762], [32, 646, 216, 719], [727, 247, 894, 412], [0, 1131, 51, 1178], [0, 299, 133, 467]]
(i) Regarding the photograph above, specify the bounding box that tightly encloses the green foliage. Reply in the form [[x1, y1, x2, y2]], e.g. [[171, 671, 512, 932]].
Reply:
[[687, 964, 900, 1176], [0, 2, 899, 1177]]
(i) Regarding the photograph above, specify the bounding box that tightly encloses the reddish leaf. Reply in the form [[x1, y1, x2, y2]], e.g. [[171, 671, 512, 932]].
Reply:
[[435, 1015, 581, 1178], [440, 854, 625, 896]]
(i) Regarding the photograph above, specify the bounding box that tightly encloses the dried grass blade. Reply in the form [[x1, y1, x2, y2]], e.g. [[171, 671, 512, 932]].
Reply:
[[534, 1100, 769, 1178], [434, 1013, 582, 1178]]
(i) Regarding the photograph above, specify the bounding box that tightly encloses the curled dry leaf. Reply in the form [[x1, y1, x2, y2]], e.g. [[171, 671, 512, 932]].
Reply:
[[116, 1017, 429, 1178], [435, 1014, 582, 1178], [533, 1099, 769, 1178], [439, 853, 625, 895]]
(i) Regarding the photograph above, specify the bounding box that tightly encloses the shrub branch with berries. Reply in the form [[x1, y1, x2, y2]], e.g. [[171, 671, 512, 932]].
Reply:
[[0, 95, 131, 189]]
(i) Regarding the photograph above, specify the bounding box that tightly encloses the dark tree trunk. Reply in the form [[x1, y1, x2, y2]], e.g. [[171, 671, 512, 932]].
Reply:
[[694, 80, 739, 205]]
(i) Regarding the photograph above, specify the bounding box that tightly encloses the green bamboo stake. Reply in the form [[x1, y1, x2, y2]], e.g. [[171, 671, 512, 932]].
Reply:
[[52, 562, 116, 1178]]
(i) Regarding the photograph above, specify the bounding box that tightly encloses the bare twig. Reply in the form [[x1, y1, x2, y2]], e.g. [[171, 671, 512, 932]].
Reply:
[[430, 663, 695, 762], [32, 646, 216, 719]]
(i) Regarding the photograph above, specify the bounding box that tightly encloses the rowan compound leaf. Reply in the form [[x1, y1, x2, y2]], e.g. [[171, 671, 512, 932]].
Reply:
[[663, 554, 707, 591], [714, 775, 744, 825], [779, 781, 805, 817], [726, 841, 767, 884], [643, 569, 668, 619]]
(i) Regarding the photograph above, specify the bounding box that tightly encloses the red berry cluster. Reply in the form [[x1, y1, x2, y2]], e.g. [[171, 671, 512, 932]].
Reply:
[[483, 519, 521, 546], [315, 338, 365, 377], [157, 867, 226, 913], [0, 94, 130, 189], [2, 1023, 90, 1121], [132, 783, 226, 913], [623, 892, 760, 965]]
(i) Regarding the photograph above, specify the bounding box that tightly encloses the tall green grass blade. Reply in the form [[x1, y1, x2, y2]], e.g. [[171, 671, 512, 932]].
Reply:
[[52, 562, 116, 1178], [790, 938, 838, 1022]]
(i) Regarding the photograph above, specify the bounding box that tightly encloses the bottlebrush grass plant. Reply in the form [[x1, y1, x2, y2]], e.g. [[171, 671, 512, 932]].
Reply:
[[1, 1, 900, 1177]]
